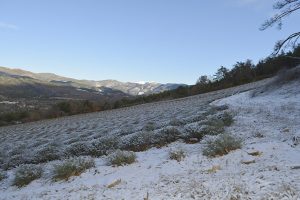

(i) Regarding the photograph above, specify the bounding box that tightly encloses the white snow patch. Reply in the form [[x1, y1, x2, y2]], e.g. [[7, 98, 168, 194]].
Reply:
[[134, 81, 157, 85]]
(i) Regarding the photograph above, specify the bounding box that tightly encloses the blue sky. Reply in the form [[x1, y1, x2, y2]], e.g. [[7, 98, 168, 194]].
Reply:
[[0, 0, 299, 84]]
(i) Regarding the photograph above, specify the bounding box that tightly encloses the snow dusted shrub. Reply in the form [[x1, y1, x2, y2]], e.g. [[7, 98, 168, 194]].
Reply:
[[122, 131, 153, 152], [3, 144, 28, 170], [64, 142, 90, 157], [184, 116, 225, 141], [157, 127, 181, 146], [204, 116, 224, 128], [203, 134, 242, 157], [253, 131, 264, 138], [204, 106, 218, 116], [0, 150, 5, 170], [292, 135, 300, 146], [52, 157, 95, 181], [89, 137, 119, 157], [0, 170, 7, 181], [169, 149, 186, 162], [2, 156, 23, 170], [262, 184, 299, 200], [220, 112, 234, 126], [13, 164, 43, 187], [3, 152, 29, 170], [107, 150, 136, 166], [198, 124, 224, 137], [169, 118, 184, 126], [215, 105, 229, 111], [189, 113, 206, 123], [199, 112, 234, 136], [142, 121, 156, 131], [122, 128, 181, 151], [32, 143, 61, 164], [183, 125, 207, 141]]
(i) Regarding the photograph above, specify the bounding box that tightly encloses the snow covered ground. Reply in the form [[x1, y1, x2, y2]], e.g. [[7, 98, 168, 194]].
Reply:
[[0, 78, 299, 199]]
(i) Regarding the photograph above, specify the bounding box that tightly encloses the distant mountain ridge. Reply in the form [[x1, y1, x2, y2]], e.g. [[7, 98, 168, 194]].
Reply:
[[0, 66, 185, 99]]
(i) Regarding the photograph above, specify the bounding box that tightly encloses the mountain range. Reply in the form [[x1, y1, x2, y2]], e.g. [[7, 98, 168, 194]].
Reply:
[[0, 66, 184, 101]]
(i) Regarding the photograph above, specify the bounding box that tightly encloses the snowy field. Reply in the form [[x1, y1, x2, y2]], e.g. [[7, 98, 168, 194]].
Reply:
[[0, 77, 299, 200]]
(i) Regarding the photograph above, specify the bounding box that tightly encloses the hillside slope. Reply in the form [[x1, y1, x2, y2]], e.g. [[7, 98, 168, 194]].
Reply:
[[0, 67, 128, 101], [0, 77, 299, 199]]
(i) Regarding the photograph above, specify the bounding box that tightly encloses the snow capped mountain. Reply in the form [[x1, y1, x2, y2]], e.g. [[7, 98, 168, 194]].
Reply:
[[95, 80, 185, 96], [133, 81, 157, 85]]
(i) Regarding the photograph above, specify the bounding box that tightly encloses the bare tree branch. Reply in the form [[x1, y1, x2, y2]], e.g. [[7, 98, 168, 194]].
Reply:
[[261, 0, 300, 55], [260, 2, 300, 30], [273, 32, 300, 55], [273, 0, 299, 9], [285, 55, 300, 59]]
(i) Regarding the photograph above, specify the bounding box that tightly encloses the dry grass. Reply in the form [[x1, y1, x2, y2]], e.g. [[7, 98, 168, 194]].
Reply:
[[52, 157, 95, 181], [206, 165, 221, 173], [0, 170, 7, 182], [203, 134, 242, 157], [13, 165, 43, 187], [107, 179, 122, 188], [169, 149, 186, 162], [107, 150, 136, 166]]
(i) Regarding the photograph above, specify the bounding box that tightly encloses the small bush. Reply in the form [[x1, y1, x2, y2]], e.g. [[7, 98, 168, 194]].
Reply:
[[189, 114, 206, 123], [52, 157, 95, 181], [107, 150, 136, 166], [142, 122, 156, 131], [221, 112, 234, 126], [3, 154, 27, 170], [253, 132, 264, 138], [203, 134, 242, 157], [33, 144, 61, 164], [64, 142, 90, 157], [205, 116, 223, 127], [169, 149, 186, 162], [169, 118, 184, 126], [13, 165, 43, 187], [3, 144, 27, 170], [89, 137, 119, 157], [199, 112, 234, 136], [122, 131, 153, 152], [204, 107, 218, 116], [203, 112, 234, 129], [157, 127, 181, 146], [0, 150, 5, 168], [215, 105, 229, 111], [200, 123, 225, 136], [184, 127, 206, 141], [123, 127, 181, 151], [0, 170, 7, 181]]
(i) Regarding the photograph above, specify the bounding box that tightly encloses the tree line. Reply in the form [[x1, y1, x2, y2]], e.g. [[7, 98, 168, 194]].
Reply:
[[113, 46, 300, 108]]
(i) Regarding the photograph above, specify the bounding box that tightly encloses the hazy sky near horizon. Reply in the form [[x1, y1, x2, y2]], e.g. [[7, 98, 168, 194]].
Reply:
[[0, 0, 299, 84]]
